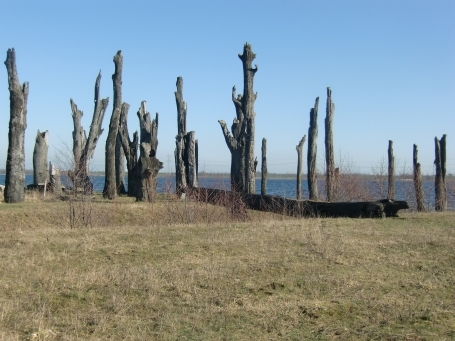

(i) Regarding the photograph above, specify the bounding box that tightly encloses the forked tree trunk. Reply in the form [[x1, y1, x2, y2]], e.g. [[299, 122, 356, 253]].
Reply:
[[388, 140, 395, 199], [434, 134, 447, 211], [4, 48, 28, 203], [413, 144, 425, 212], [137, 101, 163, 202], [33, 130, 49, 185], [174, 77, 198, 194], [261, 138, 267, 195], [70, 71, 109, 194], [296, 135, 306, 199], [307, 97, 319, 201], [325, 87, 335, 202], [118, 103, 140, 197], [219, 43, 258, 194]]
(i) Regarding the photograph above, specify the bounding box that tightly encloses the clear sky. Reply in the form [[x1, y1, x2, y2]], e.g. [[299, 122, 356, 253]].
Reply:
[[1, 0, 454, 175]]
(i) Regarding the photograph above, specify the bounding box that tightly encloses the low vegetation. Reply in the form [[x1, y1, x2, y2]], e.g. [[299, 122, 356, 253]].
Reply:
[[0, 192, 454, 340]]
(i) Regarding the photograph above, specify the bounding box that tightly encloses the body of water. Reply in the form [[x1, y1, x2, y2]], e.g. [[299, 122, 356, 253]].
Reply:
[[1, 174, 453, 210]]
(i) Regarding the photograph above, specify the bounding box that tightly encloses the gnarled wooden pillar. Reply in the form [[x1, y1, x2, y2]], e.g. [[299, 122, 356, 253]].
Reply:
[[33, 130, 49, 185], [296, 135, 307, 199], [325, 87, 335, 202], [307, 97, 319, 201]]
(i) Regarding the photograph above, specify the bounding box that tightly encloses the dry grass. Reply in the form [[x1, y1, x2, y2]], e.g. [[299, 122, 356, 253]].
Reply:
[[0, 193, 454, 340]]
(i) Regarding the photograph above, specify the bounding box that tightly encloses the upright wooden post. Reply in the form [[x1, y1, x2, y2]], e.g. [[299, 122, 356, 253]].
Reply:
[[388, 140, 395, 199], [296, 135, 306, 199], [413, 144, 425, 211], [325, 87, 335, 202], [261, 138, 267, 195], [33, 130, 49, 185], [4, 48, 28, 203], [307, 97, 319, 201], [434, 134, 447, 211]]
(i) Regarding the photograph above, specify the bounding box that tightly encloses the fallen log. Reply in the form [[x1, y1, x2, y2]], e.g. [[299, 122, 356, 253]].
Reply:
[[188, 187, 409, 218]]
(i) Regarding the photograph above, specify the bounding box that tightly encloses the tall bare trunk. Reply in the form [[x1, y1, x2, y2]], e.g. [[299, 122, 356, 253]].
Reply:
[[4, 48, 28, 203], [137, 101, 163, 202], [325, 87, 335, 202], [413, 144, 425, 211], [33, 130, 49, 185], [219, 43, 258, 193], [296, 135, 306, 199], [307, 97, 319, 201], [434, 134, 447, 211], [261, 138, 267, 195], [388, 140, 395, 199], [103, 107, 121, 199]]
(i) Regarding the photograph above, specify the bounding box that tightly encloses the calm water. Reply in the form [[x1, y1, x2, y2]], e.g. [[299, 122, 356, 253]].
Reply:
[[1, 174, 453, 210]]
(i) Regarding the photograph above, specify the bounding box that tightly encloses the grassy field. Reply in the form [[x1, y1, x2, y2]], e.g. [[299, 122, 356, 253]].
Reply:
[[0, 192, 454, 340]]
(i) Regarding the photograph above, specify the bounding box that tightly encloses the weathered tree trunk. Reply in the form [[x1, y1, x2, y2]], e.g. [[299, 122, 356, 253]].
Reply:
[[434, 135, 447, 211], [136, 101, 163, 202], [4, 48, 28, 203], [219, 43, 258, 194], [296, 135, 306, 199], [111, 51, 126, 194], [413, 144, 425, 212], [33, 130, 49, 185], [70, 71, 109, 194], [307, 97, 319, 201], [261, 138, 267, 195], [49, 161, 62, 194], [174, 77, 198, 194], [325, 87, 335, 202], [388, 140, 395, 199], [103, 107, 121, 199], [118, 103, 140, 197]]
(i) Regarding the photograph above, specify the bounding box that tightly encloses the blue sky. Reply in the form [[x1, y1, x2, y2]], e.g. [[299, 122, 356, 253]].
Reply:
[[1, 0, 454, 175]]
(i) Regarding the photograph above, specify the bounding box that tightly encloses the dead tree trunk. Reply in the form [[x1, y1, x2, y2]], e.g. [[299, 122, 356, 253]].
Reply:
[[103, 107, 121, 199], [111, 51, 126, 194], [70, 71, 109, 194], [4, 48, 28, 203], [49, 161, 62, 194], [307, 97, 319, 201], [296, 135, 307, 199], [413, 144, 425, 212], [261, 138, 267, 195], [174, 77, 198, 195], [137, 101, 163, 202], [33, 130, 49, 185], [219, 43, 258, 194], [325, 87, 335, 202], [434, 134, 447, 211], [388, 140, 395, 199], [118, 103, 140, 197]]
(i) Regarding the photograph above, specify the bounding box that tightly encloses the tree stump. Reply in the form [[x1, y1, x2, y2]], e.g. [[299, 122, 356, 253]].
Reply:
[[307, 97, 319, 201], [325, 87, 336, 202], [33, 130, 49, 185], [296, 135, 306, 199], [413, 144, 425, 211]]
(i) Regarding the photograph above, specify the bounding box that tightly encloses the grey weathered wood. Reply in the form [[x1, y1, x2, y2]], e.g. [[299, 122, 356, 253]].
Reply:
[[136, 101, 163, 202], [219, 43, 258, 194], [190, 187, 409, 218], [261, 138, 267, 195], [388, 140, 395, 199], [103, 107, 122, 199], [49, 161, 62, 194], [33, 130, 49, 185], [111, 51, 126, 194], [4, 48, 28, 203], [413, 144, 425, 212], [434, 135, 447, 211], [70, 71, 109, 194], [185, 131, 198, 188], [118, 103, 140, 197], [307, 97, 319, 201], [325, 87, 336, 202], [175, 76, 188, 194], [296, 135, 307, 199]]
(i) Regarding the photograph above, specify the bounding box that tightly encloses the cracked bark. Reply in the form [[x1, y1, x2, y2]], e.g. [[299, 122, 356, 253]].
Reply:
[[4, 48, 28, 203], [434, 134, 447, 211], [325, 87, 335, 202]]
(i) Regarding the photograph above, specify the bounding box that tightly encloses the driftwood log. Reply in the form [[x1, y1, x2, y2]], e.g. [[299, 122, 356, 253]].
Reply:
[[189, 188, 409, 218]]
